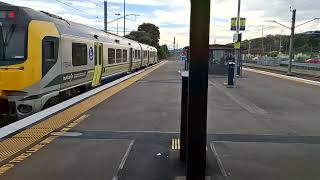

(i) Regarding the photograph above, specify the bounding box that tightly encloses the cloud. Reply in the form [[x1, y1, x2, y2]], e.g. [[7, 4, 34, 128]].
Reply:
[[1, 0, 319, 47]]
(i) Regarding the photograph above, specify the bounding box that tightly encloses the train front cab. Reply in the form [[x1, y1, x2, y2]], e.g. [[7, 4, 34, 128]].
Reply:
[[0, 4, 60, 118]]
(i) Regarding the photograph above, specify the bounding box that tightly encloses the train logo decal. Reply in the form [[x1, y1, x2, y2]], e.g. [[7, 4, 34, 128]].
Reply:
[[89, 47, 94, 61], [62, 71, 88, 82]]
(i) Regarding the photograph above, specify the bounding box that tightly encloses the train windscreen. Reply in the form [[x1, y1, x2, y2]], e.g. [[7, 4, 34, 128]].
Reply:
[[0, 10, 27, 66]]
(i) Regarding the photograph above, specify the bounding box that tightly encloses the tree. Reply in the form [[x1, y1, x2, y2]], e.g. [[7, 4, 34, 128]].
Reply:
[[158, 44, 169, 59], [125, 31, 153, 45], [126, 22, 163, 58], [138, 23, 160, 48]]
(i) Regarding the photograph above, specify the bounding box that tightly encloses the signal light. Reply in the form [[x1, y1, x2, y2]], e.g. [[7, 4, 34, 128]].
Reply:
[[8, 11, 15, 19]]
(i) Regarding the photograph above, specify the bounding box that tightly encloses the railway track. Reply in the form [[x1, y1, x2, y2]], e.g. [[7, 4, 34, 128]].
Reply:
[[243, 64, 320, 82]]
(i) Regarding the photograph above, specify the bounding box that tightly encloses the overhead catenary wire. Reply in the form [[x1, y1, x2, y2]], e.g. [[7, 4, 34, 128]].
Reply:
[[54, 0, 116, 19], [28, 0, 136, 32], [55, 0, 99, 18], [82, 0, 117, 14]]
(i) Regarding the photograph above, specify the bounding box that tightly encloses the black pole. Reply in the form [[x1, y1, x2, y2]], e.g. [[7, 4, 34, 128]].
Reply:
[[186, 0, 210, 179], [288, 9, 296, 74], [104, 1, 107, 32], [123, 0, 126, 36], [180, 71, 188, 162]]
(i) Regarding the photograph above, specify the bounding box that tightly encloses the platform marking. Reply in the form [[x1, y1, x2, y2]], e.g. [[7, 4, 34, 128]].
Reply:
[[0, 62, 166, 169], [112, 140, 135, 180], [0, 114, 89, 176], [210, 142, 228, 177], [171, 139, 180, 150], [244, 67, 320, 87], [209, 80, 267, 115]]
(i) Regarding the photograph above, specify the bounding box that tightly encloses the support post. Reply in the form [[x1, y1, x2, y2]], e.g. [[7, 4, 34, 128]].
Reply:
[[234, 0, 241, 79], [104, 1, 107, 32], [123, 0, 126, 36], [186, 0, 210, 179], [174, 36, 176, 60], [288, 9, 296, 74], [180, 71, 188, 162]]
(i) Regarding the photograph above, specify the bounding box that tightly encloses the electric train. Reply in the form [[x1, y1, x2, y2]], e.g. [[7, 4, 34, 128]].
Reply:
[[0, 2, 158, 119]]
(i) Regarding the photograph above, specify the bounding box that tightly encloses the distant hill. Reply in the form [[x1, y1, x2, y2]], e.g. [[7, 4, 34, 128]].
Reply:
[[228, 31, 320, 56]]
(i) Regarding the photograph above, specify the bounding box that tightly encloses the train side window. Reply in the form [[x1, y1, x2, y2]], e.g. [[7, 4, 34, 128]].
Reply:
[[138, 50, 141, 59], [99, 46, 102, 65], [94, 46, 97, 65], [116, 49, 122, 63], [135, 50, 138, 59], [72, 43, 87, 66], [108, 48, 115, 64], [123, 50, 127, 62], [132, 50, 135, 60], [42, 37, 59, 77]]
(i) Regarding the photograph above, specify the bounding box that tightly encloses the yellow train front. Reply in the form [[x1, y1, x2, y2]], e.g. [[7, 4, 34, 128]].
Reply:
[[0, 2, 158, 120]]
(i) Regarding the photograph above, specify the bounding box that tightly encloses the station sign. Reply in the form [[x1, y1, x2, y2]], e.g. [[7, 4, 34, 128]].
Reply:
[[180, 51, 188, 61], [231, 17, 246, 31]]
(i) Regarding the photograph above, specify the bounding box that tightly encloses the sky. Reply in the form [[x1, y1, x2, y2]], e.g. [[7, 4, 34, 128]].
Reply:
[[2, 0, 320, 49]]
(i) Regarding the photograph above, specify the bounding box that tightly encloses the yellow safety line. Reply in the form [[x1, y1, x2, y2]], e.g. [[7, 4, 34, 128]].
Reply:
[[172, 139, 174, 150], [171, 139, 181, 150], [0, 114, 89, 176], [0, 61, 166, 164], [175, 139, 178, 150]]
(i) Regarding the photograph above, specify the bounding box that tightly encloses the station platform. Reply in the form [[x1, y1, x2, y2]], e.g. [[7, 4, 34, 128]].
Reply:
[[1, 60, 320, 180]]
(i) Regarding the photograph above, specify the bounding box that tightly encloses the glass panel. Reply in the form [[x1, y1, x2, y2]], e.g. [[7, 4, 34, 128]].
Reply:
[[116, 49, 122, 63], [123, 50, 127, 62], [135, 50, 138, 59], [72, 43, 87, 66], [0, 26, 26, 63], [94, 45, 97, 65], [108, 48, 115, 64], [99, 46, 102, 65], [44, 41, 54, 59]]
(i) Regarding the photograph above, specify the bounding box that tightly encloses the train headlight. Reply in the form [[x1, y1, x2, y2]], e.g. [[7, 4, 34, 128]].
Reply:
[[17, 104, 32, 114]]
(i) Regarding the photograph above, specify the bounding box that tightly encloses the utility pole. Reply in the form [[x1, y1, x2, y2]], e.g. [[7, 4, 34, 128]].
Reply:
[[288, 9, 296, 74], [104, 1, 107, 31], [115, 13, 120, 35], [234, 0, 241, 79], [248, 40, 251, 55], [279, 29, 283, 54], [123, 0, 126, 36], [174, 36, 176, 59], [267, 13, 319, 74], [262, 26, 264, 53]]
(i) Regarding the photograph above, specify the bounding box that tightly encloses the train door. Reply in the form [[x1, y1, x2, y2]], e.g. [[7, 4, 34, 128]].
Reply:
[[129, 48, 133, 71], [92, 43, 103, 87]]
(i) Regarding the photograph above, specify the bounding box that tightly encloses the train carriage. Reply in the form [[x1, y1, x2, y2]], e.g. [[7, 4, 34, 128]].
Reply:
[[0, 2, 158, 119]]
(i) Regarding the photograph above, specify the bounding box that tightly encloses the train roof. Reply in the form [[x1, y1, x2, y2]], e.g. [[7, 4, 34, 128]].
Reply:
[[0, 2, 157, 51]]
